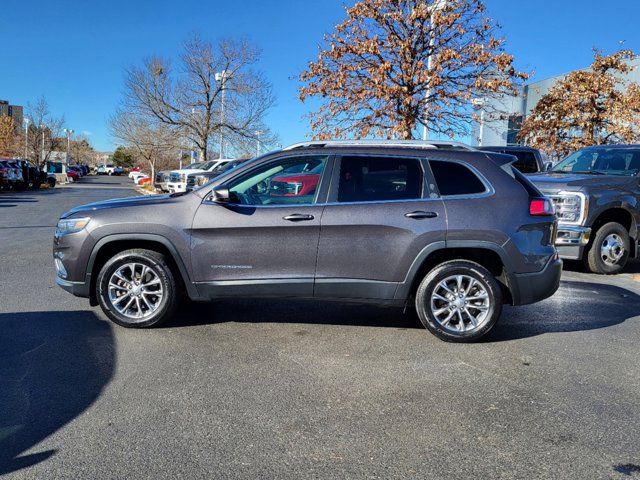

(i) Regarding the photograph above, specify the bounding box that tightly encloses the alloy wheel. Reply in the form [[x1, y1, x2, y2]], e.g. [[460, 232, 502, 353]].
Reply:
[[107, 263, 164, 321], [429, 274, 491, 333]]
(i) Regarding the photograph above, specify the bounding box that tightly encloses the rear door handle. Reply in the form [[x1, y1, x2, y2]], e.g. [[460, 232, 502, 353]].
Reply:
[[283, 213, 315, 222], [404, 211, 438, 219]]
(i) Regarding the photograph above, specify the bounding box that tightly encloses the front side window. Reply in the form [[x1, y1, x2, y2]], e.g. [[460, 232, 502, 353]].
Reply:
[[552, 148, 640, 176], [227, 155, 327, 205], [337, 156, 423, 203], [429, 160, 487, 196]]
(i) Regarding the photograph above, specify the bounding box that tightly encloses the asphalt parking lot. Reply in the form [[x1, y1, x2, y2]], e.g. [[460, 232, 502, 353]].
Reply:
[[1, 175, 640, 479]]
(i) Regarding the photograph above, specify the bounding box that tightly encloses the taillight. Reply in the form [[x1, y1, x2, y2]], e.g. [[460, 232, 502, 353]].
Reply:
[[529, 198, 554, 216]]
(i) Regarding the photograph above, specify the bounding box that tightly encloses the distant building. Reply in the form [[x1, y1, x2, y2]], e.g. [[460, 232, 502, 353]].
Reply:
[[0, 99, 24, 131], [473, 58, 640, 147]]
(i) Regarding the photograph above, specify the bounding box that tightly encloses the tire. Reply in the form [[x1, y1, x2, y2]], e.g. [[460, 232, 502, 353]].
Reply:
[[584, 222, 630, 274], [46, 177, 56, 188], [415, 260, 503, 342], [96, 249, 180, 328]]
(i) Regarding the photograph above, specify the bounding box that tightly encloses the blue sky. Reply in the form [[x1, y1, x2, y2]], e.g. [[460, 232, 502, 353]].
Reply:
[[0, 0, 638, 152]]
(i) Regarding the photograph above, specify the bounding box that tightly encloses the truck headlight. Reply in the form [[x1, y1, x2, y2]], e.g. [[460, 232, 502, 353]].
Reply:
[[56, 217, 90, 236], [553, 192, 587, 225]]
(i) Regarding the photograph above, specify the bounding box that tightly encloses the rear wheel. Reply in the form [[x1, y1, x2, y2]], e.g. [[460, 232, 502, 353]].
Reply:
[[584, 222, 630, 274], [415, 260, 502, 342], [96, 249, 180, 328]]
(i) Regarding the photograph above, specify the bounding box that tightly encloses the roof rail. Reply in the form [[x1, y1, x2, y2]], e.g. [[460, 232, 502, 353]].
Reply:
[[283, 139, 475, 151]]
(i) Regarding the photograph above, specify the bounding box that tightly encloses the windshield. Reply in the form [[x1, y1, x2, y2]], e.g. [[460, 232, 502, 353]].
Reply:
[[185, 162, 204, 169], [552, 147, 640, 176]]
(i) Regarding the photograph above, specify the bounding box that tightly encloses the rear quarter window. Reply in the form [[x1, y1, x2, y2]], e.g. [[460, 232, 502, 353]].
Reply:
[[429, 160, 487, 196]]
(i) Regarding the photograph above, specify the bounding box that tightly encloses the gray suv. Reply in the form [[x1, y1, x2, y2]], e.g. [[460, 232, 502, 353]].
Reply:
[[54, 140, 562, 342]]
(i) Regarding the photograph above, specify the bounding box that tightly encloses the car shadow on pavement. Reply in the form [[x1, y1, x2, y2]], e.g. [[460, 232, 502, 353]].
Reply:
[[0, 311, 114, 476], [170, 298, 423, 330], [489, 280, 640, 342], [170, 280, 640, 341]]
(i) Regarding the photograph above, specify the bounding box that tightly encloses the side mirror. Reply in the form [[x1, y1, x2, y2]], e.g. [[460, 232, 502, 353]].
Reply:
[[210, 186, 231, 203], [545, 162, 553, 172]]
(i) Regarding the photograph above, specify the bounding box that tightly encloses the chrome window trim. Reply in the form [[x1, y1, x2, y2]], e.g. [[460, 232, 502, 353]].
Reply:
[[428, 158, 495, 199]]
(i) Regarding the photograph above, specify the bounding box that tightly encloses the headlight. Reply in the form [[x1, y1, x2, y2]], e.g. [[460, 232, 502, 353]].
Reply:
[[180, 173, 186, 182], [552, 192, 587, 225], [56, 217, 90, 236]]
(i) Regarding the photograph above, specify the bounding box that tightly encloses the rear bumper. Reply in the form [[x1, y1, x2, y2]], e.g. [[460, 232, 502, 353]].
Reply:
[[56, 276, 90, 298], [510, 255, 562, 306]]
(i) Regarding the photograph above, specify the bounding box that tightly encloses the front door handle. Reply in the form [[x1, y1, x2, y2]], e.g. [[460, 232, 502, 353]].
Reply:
[[283, 213, 315, 222], [405, 211, 438, 219]]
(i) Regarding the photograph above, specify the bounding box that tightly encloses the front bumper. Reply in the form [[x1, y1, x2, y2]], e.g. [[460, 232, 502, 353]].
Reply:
[[56, 276, 90, 298], [167, 182, 186, 193], [556, 225, 591, 246], [510, 255, 563, 306]]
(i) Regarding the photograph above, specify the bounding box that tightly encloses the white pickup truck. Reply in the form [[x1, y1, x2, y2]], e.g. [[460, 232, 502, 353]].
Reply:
[[166, 159, 235, 193]]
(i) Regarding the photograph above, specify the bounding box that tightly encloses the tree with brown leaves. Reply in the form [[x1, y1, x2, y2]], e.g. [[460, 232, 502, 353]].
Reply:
[[519, 50, 640, 158], [0, 116, 17, 157], [299, 0, 527, 140]]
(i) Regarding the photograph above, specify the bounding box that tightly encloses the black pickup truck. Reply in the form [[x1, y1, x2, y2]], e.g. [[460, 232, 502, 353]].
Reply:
[[527, 144, 640, 274]]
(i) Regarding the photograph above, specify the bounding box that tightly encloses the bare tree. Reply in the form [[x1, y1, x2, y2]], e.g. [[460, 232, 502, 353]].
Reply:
[[24, 97, 65, 167], [300, 0, 528, 140], [121, 35, 275, 161], [109, 110, 181, 180]]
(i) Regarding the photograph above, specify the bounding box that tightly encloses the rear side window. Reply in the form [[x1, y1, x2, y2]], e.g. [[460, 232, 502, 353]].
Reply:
[[337, 156, 423, 202], [429, 160, 487, 196], [509, 151, 539, 173]]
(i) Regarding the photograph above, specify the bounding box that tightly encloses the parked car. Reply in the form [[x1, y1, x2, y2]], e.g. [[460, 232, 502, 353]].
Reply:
[[130, 171, 149, 183], [113, 166, 125, 176], [0, 160, 12, 189], [128, 167, 143, 179], [66, 169, 80, 182], [54, 140, 561, 342], [96, 164, 116, 175], [479, 146, 549, 174], [3, 160, 24, 189], [167, 159, 235, 193], [185, 158, 252, 192], [154, 171, 171, 192], [527, 144, 640, 274]]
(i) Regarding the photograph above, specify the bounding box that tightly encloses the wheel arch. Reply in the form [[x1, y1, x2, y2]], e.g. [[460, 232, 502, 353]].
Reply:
[[590, 207, 637, 257], [395, 241, 517, 305], [87, 234, 201, 305]]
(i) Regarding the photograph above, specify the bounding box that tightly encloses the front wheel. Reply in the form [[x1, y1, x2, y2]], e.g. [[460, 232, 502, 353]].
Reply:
[[96, 249, 180, 328], [415, 260, 503, 342], [584, 222, 630, 274]]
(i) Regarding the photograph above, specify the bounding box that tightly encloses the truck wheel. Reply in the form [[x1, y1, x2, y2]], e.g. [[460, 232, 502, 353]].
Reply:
[[96, 249, 180, 328], [584, 222, 630, 274], [415, 260, 502, 343]]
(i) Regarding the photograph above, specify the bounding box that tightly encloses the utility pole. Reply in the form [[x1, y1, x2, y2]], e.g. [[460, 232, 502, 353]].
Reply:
[[422, 0, 447, 141]]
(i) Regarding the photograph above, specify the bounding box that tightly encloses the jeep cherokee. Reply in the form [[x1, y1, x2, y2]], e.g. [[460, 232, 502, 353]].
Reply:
[[54, 140, 562, 342]]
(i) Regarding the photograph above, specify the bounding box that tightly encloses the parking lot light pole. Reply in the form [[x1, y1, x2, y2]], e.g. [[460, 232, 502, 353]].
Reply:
[[422, 0, 447, 141], [215, 70, 231, 159], [254, 130, 264, 157], [24, 118, 30, 160], [63, 128, 73, 165]]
